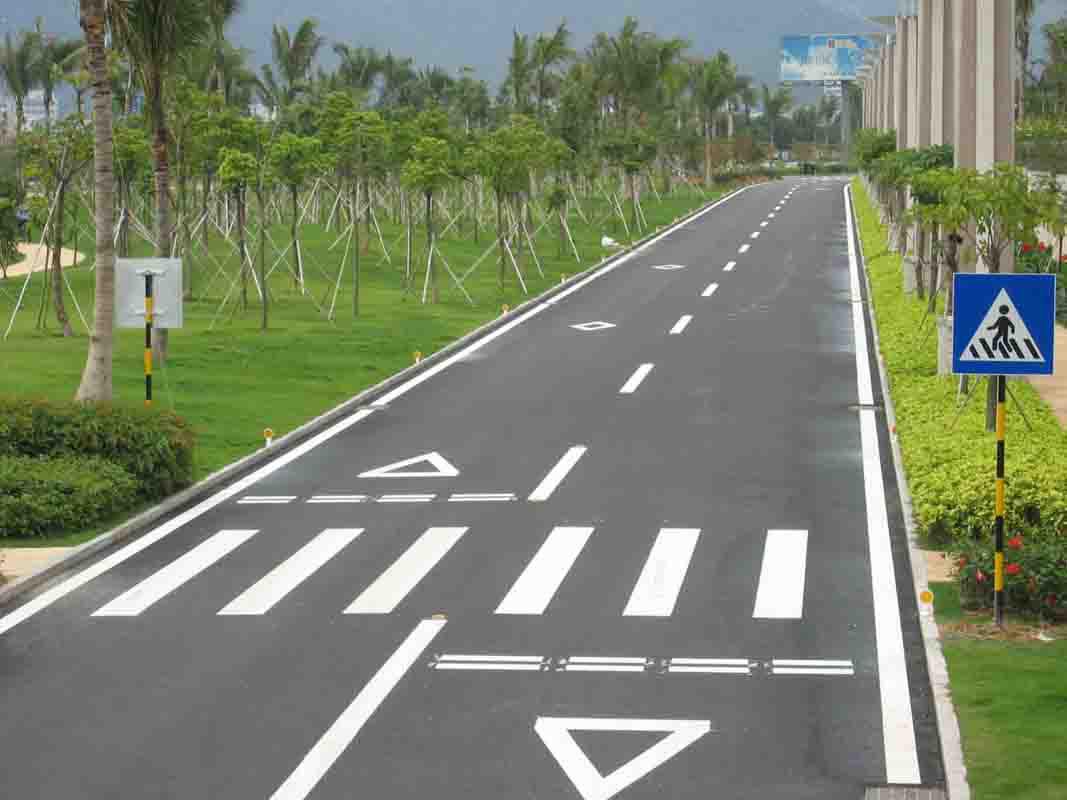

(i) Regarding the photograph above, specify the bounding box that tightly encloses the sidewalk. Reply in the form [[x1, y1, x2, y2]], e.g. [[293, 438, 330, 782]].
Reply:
[[1029, 324, 1067, 427], [0, 547, 73, 584]]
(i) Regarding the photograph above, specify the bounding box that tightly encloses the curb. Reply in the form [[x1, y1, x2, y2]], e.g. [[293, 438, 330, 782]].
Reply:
[[851, 183, 971, 800], [0, 182, 754, 610]]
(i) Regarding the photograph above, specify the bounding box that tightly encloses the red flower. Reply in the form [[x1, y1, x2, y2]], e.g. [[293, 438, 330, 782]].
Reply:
[[1008, 536, 1023, 550], [1039, 242, 1048, 251], [976, 569, 987, 583], [1006, 563, 1022, 576], [1061, 255, 1067, 263], [957, 556, 968, 568], [1022, 243, 1033, 253], [1047, 594, 1059, 608]]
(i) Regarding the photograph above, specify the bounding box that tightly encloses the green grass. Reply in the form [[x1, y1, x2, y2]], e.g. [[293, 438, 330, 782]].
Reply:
[[0, 184, 731, 546], [931, 582, 1067, 800]]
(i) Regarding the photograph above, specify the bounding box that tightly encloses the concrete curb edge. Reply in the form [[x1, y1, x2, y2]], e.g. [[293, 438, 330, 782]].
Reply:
[[0, 182, 753, 609], [851, 181, 971, 800]]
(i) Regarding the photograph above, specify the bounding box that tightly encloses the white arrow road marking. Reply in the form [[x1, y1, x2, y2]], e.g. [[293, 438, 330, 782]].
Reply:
[[269, 619, 445, 800], [752, 530, 808, 619], [93, 530, 258, 617], [535, 717, 712, 800], [220, 529, 362, 615], [358, 452, 459, 479], [496, 526, 595, 615], [528, 446, 588, 502], [619, 363, 655, 394]]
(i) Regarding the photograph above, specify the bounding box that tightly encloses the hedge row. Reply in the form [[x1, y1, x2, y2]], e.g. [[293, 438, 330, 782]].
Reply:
[[0, 455, 140, 538], [852, 179, 1067, 616], [0, 397, 196, 499]]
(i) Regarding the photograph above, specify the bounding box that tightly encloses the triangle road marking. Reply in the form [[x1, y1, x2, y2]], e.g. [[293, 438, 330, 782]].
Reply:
[[357, 452, 460, 479], [535, 716, 711, 800]]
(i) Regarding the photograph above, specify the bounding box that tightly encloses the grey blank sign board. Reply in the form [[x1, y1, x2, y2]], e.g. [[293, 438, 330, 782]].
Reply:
[[115, 258, 184, 329]]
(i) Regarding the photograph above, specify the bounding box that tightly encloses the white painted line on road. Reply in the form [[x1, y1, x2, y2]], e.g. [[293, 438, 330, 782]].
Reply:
[[570, 656, 648, 665], [345, 527, 467, 614], [772, 666, 855, 676], [760, 221, 769, 228], [623, 528, 700, 617], [307, 495, 367, 504], [447, 493, 517, 503], [669, 315, 693, 335], [773, 659, 853, 668], [565, 664, 645, 673], [669, 665, 751, 675], [845, 185, 921, 785], [671, 657, 749, 666], [738, 244, 751, 254], [0, 407, 375, 637], [768, 213, 776, 219], [702, 282, 719, 297], [377, 494, 436, 503], [619, 363, 655, 394], [269, 618, 445, 800], [750, 231, 761, 239], [496, 526, 595, 615], [723, 261, 736, 272], [359, 451, 459, 479], [435, 662, 542, 671], [438, 654, 544, 663], [752, 529, 808, 619], [528, 446, 587, 502], [219, 529, 362, 616], [93, 530, 257, 617], [238, 496, 296, 505]]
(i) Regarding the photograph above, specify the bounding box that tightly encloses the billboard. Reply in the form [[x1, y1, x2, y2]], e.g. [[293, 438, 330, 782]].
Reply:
[[780, 35, 878, 83]]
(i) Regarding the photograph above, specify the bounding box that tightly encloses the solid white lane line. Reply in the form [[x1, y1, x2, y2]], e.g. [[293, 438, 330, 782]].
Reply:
[[669, 315, 693, 335], [496, 526, 595, 615], [438, 654, 544, 663], [269, 618, 445, 800], [219, 529, 362, 616], [93, 530, 257, 617], [752, 529, 809, 619], [702, 282, 719, 297], [750, 231, 761, 239], [345, 527, 467, 614], [377, 494, 435, 503], [723, 261, 736, 272], [623, 528, 700, 617], [0, 407, 376, 638], [845, 185, 921, 785], [738, 244, 751, 254], [619, 363, 655, 394], [528, 446, 587, 502]]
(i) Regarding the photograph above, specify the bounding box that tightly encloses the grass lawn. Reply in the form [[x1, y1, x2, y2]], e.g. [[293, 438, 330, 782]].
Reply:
[[0, 182, 737, 546], [930, 583, 1067, 800]]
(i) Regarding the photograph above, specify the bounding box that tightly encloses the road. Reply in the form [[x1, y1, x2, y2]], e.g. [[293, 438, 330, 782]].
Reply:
[[0, 178, 943, 799]]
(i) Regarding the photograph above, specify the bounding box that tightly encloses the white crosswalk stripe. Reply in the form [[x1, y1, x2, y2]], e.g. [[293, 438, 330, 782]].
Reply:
[[496, 526, 595, 615], [623, 528, 700, 617]]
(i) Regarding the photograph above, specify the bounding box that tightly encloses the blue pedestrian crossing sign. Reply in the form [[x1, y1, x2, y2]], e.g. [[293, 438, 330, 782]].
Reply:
[[953, 274, 1057, 376]]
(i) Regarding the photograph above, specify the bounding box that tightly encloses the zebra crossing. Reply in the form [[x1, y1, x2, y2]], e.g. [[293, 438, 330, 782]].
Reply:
[[84, 523, 810, 621]]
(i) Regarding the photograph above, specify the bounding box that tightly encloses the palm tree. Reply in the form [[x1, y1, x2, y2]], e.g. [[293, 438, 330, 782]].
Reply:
[[1017, 0, 1036, 118], [0, 29, 42, 139], [75, 0, 120, 402], [112, 0, 211, 361], [206, 0, 243, 100], [334, 44, 383, 94], [532, 21, 574, 116], [260, 19, 323, 112], [817, 95, 839, 146], [505, 30, 533, 112], [34, 21, 82, 130], [691, 51, 736, 183], [761, 83, 792, 154]]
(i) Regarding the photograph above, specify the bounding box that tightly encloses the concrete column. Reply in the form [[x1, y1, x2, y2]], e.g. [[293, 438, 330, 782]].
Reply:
[[975, 0, 1015, 170], [931, 0, 955, 146], [953, 0, 976, 169], [917, 0, 933, 147], [885, 42, 895, 134], [894, 19, 909, 148], [906, 15, 920, 149]]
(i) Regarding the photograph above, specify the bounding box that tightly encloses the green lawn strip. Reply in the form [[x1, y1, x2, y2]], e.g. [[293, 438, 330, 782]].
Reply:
[[0, 187, 731, 548], [931, 583, 1067, 800]]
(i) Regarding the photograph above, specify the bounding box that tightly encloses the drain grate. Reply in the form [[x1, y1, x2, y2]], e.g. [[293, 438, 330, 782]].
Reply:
[[864, 787, 947, 800]]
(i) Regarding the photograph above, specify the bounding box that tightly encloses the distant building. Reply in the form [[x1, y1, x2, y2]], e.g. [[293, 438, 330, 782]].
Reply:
[[249, 102, 277, 122], [23, 90, 47, 129]]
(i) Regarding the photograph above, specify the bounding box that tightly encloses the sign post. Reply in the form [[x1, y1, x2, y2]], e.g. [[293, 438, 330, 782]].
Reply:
[[116, 258, 183, 407], [952, 274, 1057, 626]]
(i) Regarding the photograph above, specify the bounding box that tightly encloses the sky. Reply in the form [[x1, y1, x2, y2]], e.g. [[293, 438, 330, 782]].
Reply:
[[3, 1, 1067, 93]]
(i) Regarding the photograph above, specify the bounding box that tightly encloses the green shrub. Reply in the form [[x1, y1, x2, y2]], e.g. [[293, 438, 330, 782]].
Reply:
[[852, 179, 1067, 612], [0, 397, 196, 499], [0, 456, 140, 538], [955, 534, 1067, 618]]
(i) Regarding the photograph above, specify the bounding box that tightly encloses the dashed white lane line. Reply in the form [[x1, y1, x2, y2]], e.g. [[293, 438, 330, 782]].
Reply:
[[768, 213, 776, 219], [307, 495, 367, 504], [496, 526, 595, 615], [269, 618, 445, 800], [750, 231, 761, 239], [378, 494, 436, 504], [669, 315, 693, 335], [723, 261, 736, 272], [771, 659, 855, 676], [619, 363, 655, 394], [345, 527, 468, 614], [528, 446, 588, 502], [760, 221, 769, 228], [447, 493, 517, 503], [738, 244, 751, 254], [238, 496, 296, 505], [219, 529, 363, 616], [702, 282, 719, 297], [94, 530, 258, 617]]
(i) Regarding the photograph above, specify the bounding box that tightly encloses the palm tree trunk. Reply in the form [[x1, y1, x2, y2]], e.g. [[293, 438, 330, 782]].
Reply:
[[238, 189, 247, 310], [291, 185, 300, 288], [257, 187, 268, 331], [149, 74, 171, 364], [352, 182, 361, 316], [426, 191, 437, 304], [704, 114, 712, 186], [51, 182, 74, 338]]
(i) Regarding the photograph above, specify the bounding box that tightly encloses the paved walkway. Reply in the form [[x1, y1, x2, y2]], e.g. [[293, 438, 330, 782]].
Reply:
[[1029, 324, 1067, 428], [0, 548, 73, 584], [3, 243, 84, 278]]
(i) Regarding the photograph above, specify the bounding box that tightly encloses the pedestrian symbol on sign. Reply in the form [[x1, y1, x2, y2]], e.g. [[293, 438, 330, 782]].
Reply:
[[960, 289, 1044, 363]]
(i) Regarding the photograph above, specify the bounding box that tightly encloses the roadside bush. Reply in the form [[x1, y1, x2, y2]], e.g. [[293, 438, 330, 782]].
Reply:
[[852, 179, 1067, 613], [0, 397, 196, 498], [0, 456, 140, 538], [954, 534, 1067, 619]]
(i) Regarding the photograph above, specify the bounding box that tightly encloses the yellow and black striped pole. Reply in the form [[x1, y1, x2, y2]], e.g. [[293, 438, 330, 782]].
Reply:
[[144, 273, 154, 407], [993, 374, 1007, 627]]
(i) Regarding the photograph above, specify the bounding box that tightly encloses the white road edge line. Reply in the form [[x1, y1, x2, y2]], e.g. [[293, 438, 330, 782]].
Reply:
[[0, 188, 753, 638], [619, 363, 655, 394], [702, 282, 719, 297], [669, 315, 693, 335], [845, 185, 921, 785], [528, 446, 588, 502], [269, 618, 446, 800]]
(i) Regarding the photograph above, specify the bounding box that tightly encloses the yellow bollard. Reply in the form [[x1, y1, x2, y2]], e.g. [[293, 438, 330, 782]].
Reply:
[[263, 428, 274, 448], [502, 304, 510, 315], [414, 351, 423, 364]]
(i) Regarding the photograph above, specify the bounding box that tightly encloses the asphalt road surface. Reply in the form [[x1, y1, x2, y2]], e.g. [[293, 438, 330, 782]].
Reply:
[[0, 178, 944, 799]]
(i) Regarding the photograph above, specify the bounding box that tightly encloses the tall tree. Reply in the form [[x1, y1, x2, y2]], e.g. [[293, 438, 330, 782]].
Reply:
[[112, 0, 211, 361], [34, 21, 82, 130], [206, 0, 243, 100], [0, 29, 42, 140], [532, 22, 574, 116], [505, 30, 533, 113], [1017, 0, 1037, 119], [260, 19, 323, 112], [761, 83, 792, 153], [691, 51, 736, 184]]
